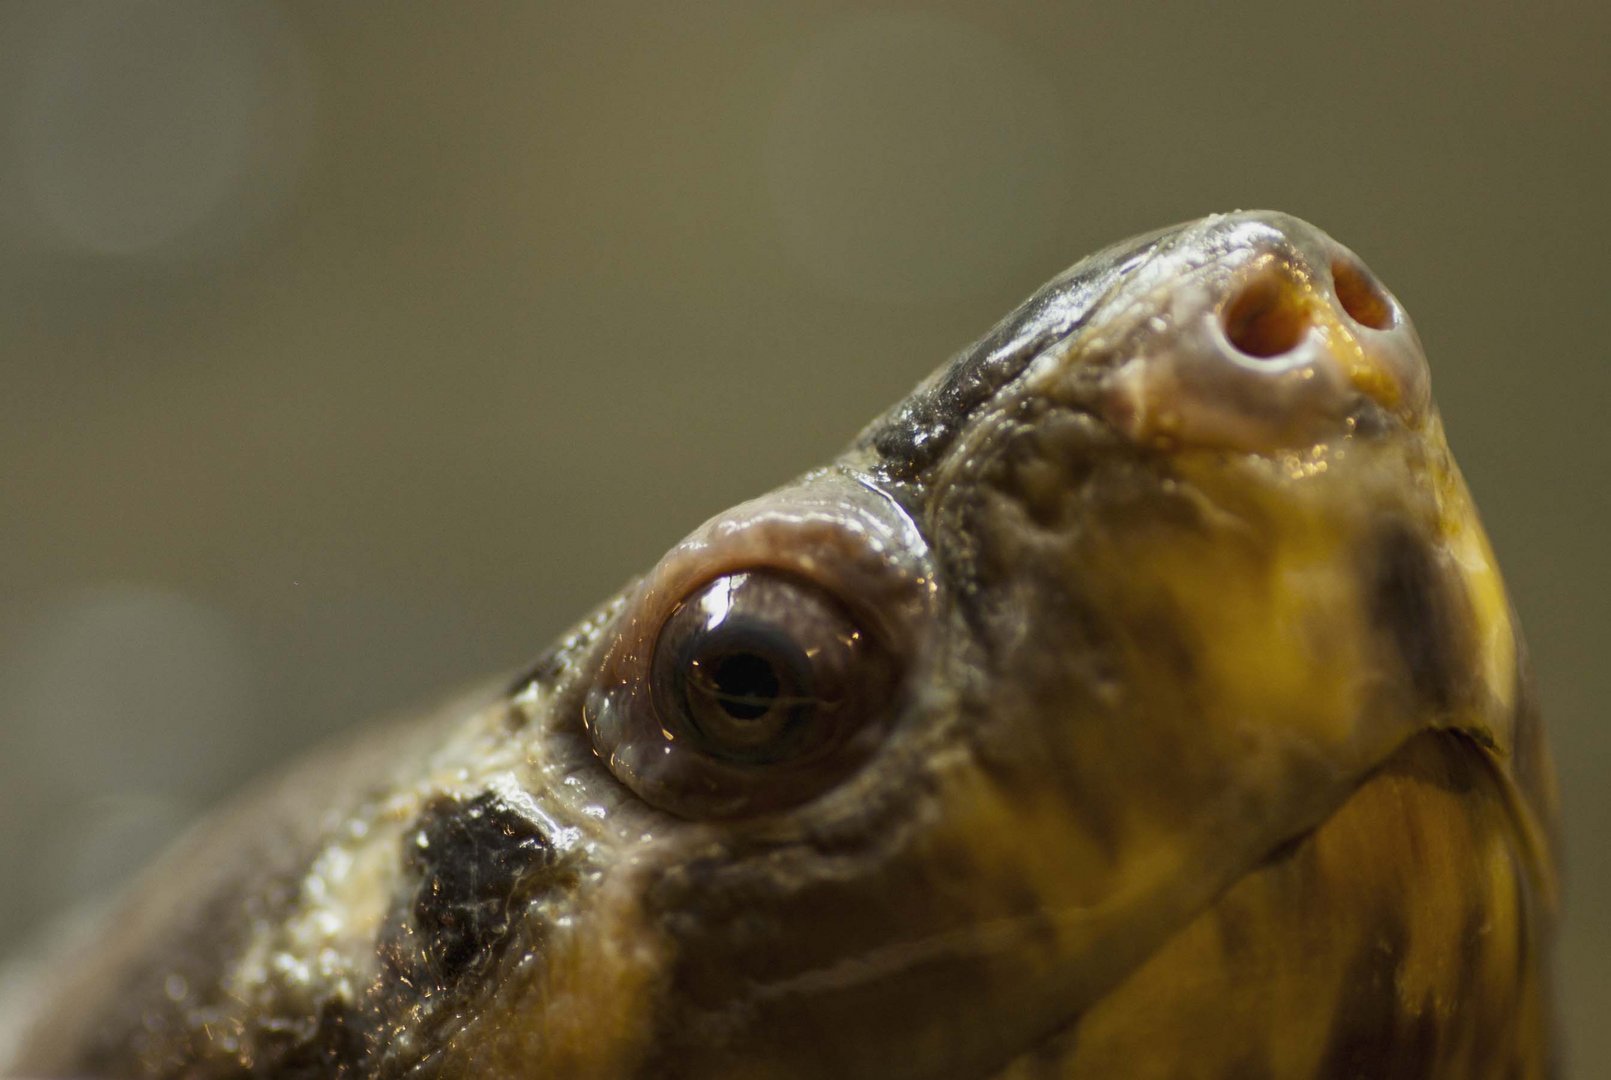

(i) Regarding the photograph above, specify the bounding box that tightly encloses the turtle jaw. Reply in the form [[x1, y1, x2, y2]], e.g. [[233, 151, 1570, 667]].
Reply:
[[991, 728, 1556, 1080]]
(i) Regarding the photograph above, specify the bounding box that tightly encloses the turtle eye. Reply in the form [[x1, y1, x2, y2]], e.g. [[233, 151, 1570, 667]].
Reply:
[[653, 572, 873, 766], [587, 569, 902, 818]]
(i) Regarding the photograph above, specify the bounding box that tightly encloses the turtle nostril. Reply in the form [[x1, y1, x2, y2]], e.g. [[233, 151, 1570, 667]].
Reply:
[[1332, 258, 1395, 330], [1222, 275, 1310, 360]]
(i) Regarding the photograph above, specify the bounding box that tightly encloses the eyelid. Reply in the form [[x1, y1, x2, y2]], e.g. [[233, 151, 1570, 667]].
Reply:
[[602, 471, 933, 698]]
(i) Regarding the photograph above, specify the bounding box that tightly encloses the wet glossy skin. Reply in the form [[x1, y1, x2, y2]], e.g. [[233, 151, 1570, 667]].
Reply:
[[3, 212, 1557, 1078]]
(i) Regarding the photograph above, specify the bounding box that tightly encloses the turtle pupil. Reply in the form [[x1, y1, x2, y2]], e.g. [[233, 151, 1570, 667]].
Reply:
[[711, 652, 780, 720]]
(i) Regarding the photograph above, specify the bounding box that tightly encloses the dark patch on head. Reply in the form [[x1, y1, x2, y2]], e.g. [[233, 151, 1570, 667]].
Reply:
[[1367, 525, 1463, 714], [404, 791, 556, 986], [305, 791, 564, 1076], [1345, 397, 1396, 439], [246, 999, 368, 1080], [1315, 921, 1440, 1080], [862, 232, 1165, 484]]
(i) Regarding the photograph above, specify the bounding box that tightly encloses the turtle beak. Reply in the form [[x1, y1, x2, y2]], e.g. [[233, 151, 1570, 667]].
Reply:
[[1089, 210, 1431, 455]]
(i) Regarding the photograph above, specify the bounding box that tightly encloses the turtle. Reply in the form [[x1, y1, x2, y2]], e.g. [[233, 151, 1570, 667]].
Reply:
[[0, 211, 1557, 1078]]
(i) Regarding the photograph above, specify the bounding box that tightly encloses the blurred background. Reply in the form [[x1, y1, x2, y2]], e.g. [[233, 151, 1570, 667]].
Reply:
[[0, 0, 1604, 1071]]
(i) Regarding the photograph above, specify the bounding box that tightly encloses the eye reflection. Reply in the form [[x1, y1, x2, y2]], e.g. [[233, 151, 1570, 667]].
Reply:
[[695, 574, 738, 623]]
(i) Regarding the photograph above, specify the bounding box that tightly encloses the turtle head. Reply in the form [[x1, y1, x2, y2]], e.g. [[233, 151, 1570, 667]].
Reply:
[[466, 214, 1558, 1076]]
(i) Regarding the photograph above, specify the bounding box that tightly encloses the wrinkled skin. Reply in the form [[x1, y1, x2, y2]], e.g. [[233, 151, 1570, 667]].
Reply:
[[3, 213, 1557, 1078]]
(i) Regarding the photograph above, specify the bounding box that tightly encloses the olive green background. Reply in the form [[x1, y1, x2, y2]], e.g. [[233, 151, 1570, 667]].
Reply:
[[0, 1, 1605, 1072]]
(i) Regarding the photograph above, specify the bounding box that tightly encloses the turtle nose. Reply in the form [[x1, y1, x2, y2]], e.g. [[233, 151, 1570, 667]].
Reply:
[[1101, 212, 1431, 452]]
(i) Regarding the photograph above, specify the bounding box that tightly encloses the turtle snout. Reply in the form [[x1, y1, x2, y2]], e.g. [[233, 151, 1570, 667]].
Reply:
[[1099, 212, 1431, 452]]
